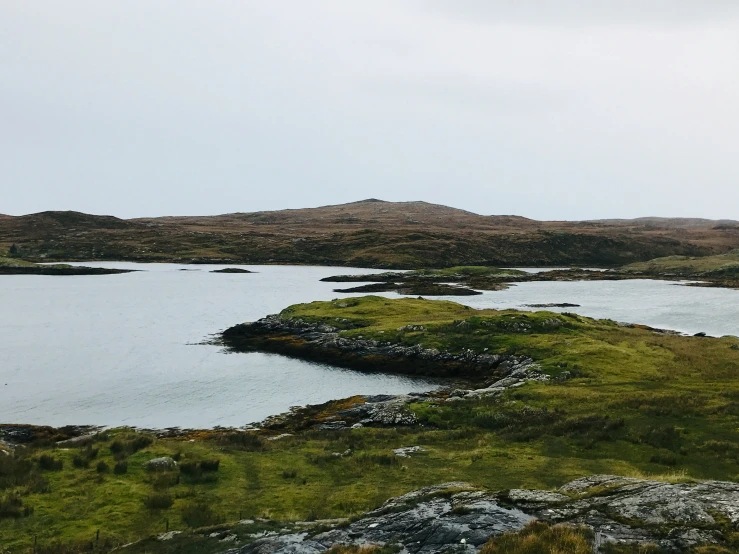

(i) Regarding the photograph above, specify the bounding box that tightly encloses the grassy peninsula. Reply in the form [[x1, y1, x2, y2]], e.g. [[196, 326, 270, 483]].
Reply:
[[622, 251, 739, 288], [4, 297, 739, 552], [0, 257, 132, 276]]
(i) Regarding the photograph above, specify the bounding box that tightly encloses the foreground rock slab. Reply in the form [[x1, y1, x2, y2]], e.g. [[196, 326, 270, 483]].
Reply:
[[224, 476, 739, 554]]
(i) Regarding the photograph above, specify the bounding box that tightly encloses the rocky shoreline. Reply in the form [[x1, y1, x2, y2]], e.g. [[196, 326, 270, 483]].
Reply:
[[221, 314, 542, 382]]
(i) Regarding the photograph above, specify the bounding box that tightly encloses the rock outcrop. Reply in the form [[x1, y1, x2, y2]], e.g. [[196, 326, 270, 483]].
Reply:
[[222, 476, 739, 554]]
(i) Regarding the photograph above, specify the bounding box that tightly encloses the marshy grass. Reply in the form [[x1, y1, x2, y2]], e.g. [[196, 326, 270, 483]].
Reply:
[[480, 521, 593, 554]]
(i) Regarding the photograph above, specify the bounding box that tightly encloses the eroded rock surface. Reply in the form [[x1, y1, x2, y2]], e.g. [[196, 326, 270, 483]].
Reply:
[[222, 476, 739, 554]]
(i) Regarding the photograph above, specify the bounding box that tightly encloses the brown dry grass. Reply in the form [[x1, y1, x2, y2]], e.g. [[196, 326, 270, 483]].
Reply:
[[480, 521, 593, 554]]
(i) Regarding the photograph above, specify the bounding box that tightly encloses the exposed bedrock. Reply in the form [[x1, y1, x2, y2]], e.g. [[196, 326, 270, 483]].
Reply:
[[227, 476, 739, 554]]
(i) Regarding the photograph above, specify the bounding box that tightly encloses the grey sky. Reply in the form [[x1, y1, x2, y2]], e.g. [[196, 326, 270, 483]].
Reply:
[[1, 1, 738, 220]]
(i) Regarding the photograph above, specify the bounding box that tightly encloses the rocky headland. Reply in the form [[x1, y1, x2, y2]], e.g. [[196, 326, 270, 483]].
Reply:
[[222, 312, 542, 382]]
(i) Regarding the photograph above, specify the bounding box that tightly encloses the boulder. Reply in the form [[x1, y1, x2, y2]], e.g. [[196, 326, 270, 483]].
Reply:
[[143, 456, 178, 472]]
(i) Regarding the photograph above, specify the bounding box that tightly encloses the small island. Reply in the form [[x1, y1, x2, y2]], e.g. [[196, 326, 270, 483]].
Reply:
[[210, 267, 254, 274], [0, 255, 133, 275], [323, 258, 739, 295]]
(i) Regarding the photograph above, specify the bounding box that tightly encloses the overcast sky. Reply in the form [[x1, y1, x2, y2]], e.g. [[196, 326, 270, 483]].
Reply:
[[1, 1, 738, 220]]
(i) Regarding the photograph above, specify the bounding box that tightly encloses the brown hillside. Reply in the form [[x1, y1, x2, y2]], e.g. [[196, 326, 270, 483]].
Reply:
[[1, 200, 737, 268]]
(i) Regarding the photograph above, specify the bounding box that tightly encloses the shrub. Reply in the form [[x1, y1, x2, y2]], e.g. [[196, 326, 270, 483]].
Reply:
[[182, 471, 218, 485], [179, 462, 199, 475], [480, 521, 593, 554], [109, 435, 153, 456], [113, 461, 128, 475], [200, 459, 220, 472], [178, 460, 220, 483], [282, 469, 298, 479], [38, 454, 63, 471], [650, 450, 678, 466], [129, 436, 153, 453], [0, 454, 35, 489], [69, 444, 100, 470], [181, 501, 223, 528], [148, 472, 178, 490], [219, 432, 263, 451], [144, 492, 174, 510], [633, 425, 682, 452], [352, 454, 399, 468], [96, 461, 109, 473], [0, 493, 33, 520], [72, 455, 89, 469]]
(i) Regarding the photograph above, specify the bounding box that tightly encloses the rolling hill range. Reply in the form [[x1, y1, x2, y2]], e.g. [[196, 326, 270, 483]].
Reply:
[[1, 200, 738, 268]]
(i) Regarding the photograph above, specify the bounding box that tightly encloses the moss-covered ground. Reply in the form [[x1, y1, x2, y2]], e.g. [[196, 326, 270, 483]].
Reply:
[[623, 251, 739, 278], [0, 256, 49, 268], [4, 296, 739, 552]]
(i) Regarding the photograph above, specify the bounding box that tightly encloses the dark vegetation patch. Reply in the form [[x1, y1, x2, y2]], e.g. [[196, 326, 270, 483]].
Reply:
[[210, 268, 253, 273]]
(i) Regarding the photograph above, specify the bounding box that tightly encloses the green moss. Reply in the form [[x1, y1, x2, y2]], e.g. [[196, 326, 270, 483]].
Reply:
[[623, 251, 739, 277], [0, 256, 38, 268]]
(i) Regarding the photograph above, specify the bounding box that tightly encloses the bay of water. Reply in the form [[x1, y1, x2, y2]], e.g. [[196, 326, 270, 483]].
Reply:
[[1, 263, 737, 429]]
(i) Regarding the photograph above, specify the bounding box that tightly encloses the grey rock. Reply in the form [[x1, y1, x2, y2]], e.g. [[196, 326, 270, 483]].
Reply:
[[393, 446, 425, 457], [338, 395, 418, 426], [57, 433, 97, 447], [223, 475, 739, 554], [143, 457, 178, 471], [315, 421, 347, 430], [487, 377, 522, 389], [236, 483, 532, 554], [266, 434, 293, 441], [506, 489, 569, 506], [463, 387, 504, 399]]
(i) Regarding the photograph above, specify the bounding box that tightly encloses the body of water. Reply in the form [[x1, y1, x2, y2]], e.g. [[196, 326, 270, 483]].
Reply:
[[1, 263, 737, 428]]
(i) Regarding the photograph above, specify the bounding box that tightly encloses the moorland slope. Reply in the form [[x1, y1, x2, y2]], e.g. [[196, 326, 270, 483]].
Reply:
[[2, 200, 737, 268]]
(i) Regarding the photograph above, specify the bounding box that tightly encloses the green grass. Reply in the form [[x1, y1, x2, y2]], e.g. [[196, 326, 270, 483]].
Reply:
[[5, 296, 739, 552], [622, 251, 739, 277], [480, 521, 593, 554], [0, 256, 73, 270], [0, 256, 37, 268]]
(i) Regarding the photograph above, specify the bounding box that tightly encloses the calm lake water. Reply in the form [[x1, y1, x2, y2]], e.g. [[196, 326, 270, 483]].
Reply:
[[1, 263, 737, 429]]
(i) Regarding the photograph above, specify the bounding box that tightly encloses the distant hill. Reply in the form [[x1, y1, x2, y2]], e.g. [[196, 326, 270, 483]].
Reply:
[[139, 200, 535, 229], [1, 200, 737, 268]]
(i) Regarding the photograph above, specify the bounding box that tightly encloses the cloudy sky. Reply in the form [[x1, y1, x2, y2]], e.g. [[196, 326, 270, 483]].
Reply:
[[1, 1, 738, 220]]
